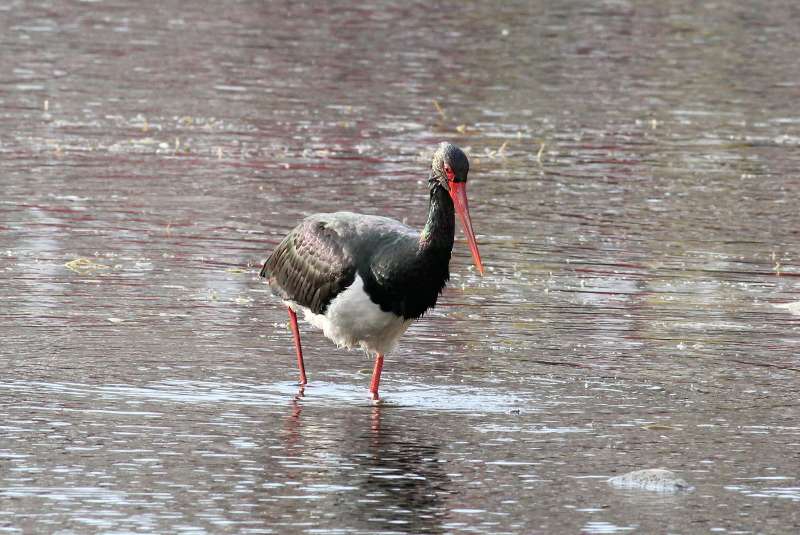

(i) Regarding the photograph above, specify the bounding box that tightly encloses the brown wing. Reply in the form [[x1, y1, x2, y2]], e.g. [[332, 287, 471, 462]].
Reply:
[[260, 217, 356, 314]]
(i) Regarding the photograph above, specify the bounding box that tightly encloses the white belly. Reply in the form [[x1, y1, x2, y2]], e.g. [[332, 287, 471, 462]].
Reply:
[[285, 275, 413, 356]]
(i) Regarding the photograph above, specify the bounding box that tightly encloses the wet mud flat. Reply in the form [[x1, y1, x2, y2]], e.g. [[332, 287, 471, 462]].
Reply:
[[2, 0, 800, 533]]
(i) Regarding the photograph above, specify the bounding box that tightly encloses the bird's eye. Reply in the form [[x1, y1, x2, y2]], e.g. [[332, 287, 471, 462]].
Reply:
[[443, 164, 455, 181]]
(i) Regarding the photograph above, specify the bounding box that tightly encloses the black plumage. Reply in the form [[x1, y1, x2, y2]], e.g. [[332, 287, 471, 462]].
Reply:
[[260, 218, 356, 315], [260, 182, 453, 320]]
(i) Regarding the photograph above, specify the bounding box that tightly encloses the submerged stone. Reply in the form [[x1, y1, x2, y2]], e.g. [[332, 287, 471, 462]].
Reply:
[[608, 468, 693, 492]]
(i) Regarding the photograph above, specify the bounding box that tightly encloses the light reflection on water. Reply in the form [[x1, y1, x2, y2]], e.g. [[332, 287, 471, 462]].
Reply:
[[0, 379, 533, 413]]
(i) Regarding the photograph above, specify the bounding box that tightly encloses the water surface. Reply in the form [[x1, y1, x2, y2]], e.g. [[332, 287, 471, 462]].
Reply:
[[2, 0, 800, 533]]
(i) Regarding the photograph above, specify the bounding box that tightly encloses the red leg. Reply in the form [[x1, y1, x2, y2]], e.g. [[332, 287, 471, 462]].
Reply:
[[369, 353, 384, 400], [287, 307, 307, 385]]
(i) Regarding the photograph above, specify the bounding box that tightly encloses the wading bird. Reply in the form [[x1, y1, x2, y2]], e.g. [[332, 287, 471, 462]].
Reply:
[[260, 142, 484, 399]]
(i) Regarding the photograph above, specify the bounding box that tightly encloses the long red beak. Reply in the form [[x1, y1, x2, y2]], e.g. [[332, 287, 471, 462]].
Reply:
[[449, 181, 484, 276]]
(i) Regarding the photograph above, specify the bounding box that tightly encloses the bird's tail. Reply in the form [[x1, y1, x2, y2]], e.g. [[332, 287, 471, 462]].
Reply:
[[259, 260, 270, 278]]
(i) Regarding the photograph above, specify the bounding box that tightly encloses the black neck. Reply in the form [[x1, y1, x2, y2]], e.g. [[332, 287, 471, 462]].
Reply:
[[358, 180, 454, 320], [419, 182, 455, 254]]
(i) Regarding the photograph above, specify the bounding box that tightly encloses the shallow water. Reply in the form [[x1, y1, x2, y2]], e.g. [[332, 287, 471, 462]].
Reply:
[[2, 0, 800, 533]]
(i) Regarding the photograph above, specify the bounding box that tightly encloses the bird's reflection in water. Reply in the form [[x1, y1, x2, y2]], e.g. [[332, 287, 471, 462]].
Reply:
[[349, 403, 451, 534], [281, 385, 305, 456], [275, 391, 452, 534]]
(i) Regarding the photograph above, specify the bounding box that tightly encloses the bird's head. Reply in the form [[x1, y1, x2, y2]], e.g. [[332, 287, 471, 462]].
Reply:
[[431, 142, 470, 187], [430, 142, 484, 276]]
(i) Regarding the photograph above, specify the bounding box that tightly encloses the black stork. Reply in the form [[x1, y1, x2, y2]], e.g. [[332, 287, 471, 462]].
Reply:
[[260, 142, 484, 399]]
